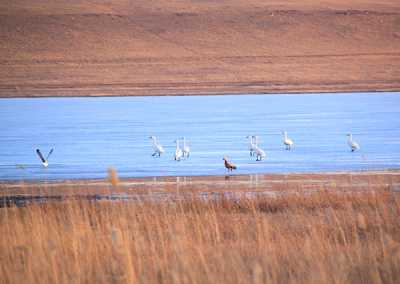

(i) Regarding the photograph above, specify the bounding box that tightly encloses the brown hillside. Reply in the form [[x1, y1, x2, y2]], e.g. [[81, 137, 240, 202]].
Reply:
[[0, 0, 399, 97]]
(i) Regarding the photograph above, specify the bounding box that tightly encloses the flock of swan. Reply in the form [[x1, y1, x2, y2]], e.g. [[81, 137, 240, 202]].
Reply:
[[149, 136, 190, 161], [35, 132, 360, 171]]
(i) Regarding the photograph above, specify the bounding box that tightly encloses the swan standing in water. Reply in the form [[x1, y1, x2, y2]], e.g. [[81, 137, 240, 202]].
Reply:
[[246, 135, 257, 156], [181, 137, 190, 158], [252, 136, 266, 161], [174, 139, 183, 161], [223, 156, 237, 171], [36, 148, 54, 168], [282, 131, 294, 150], [149, 136, 165, 157], [347, 134, 360, 152]]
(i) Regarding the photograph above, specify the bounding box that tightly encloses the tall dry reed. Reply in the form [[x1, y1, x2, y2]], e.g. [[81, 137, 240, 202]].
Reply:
[[1, 189, 399, 283]]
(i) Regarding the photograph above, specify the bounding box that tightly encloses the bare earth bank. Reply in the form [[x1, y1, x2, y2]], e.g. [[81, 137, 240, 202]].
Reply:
[[0, 0, 399, 97]]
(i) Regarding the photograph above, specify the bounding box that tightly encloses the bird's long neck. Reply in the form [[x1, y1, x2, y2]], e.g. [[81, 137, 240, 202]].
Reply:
[[250, 136, 256, 146], [246, 137, 252, 148], [176, 140, 179, 149], [254, 136, 259, 146], [348, 134, 353, 142], [284, 132, 288, 140]]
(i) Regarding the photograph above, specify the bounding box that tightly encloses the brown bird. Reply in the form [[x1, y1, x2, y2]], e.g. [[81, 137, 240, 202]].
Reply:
[[223, 156, 237, 171]]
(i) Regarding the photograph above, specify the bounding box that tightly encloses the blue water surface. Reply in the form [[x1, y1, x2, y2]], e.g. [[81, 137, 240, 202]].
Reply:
[[0, 92, 399, 180]]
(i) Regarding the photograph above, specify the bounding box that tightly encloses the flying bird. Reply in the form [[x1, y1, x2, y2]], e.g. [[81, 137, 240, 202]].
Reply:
[[36, 148, 54, 168], [223, 156, 237, 171], [347, 134, 360, 152], [174, 139, 183, 161], [182, 137, 190, 158], [149, 136, 165, 157], [282, 131, 294, 150]]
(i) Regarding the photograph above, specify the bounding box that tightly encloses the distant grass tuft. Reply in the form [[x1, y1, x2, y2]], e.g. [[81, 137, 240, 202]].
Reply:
[[108, 167, 119, 187]]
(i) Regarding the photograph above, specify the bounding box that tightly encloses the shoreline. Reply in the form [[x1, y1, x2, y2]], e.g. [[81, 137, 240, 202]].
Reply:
[[1, 170, 399, 202], [1, 89, 399, 99], [2, 168, 400, 184]]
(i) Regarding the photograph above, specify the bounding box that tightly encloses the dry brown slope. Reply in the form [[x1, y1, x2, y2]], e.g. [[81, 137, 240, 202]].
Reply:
[[0, 0, 399, 97]]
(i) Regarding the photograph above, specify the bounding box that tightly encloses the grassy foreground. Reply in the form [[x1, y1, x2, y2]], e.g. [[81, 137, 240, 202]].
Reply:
[[1, 188, 400, 283]]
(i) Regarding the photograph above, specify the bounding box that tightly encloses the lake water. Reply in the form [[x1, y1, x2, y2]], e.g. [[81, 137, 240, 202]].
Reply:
[[0, 92, 399, 180]]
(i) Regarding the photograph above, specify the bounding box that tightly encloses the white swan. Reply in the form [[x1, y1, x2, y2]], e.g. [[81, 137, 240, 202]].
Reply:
[[182, 137, 190, 158], [347, 134, 360, 152], [36, 148, 54, 168], [246, 135, 257, 156], [149, 136, 165, 157], [282, 131, 294, 150], [252, 136, 266, 161], [174, 139, 183, 161]]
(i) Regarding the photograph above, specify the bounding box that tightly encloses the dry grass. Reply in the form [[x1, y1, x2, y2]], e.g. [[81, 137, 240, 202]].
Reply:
[[1, 187, 400, 283]]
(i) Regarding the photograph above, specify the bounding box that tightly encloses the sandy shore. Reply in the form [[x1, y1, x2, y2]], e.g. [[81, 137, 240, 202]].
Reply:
[[1, 171, 399, 202], [1, 1, 399, 97]]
